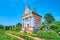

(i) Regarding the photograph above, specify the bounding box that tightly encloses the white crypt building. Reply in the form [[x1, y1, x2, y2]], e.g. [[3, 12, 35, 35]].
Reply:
[[21, 5, 42, 33]]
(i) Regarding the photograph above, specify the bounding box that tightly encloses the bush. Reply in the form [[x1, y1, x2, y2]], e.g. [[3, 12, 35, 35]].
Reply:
[[36, 30, 59, 39], [50, 22, 60, 33], [0, 25, 4, 30]]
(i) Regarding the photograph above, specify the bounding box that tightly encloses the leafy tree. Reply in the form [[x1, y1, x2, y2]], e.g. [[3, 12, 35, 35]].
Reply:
[[5, 25, 12, 30], [43, 13, 55, 30], [33, 8, 37, 12], [16, 23, 22, 31], [16, 23, 22, 27], [12, 23, 22, 31], [9, 25, 12, 30], [5, 26, 9, 30], [12, 25, 15, 31], [0, 25, 4, 30], [44, 13, 55, 24]]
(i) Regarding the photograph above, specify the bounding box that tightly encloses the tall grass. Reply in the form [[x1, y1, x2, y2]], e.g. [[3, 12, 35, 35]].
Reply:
[[36, 30, 60, 40], [0, 30, 19, 40], [6, 31, 34, 40]]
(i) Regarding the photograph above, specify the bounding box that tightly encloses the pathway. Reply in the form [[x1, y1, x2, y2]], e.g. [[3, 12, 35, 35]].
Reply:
[[6, 33, 44, 40], [27, 35, 44, 40], [34, 37, 44, 40], [6, 33, 25, 40]]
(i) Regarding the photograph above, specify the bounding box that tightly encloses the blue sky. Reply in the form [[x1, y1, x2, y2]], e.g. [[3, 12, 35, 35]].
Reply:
[[0, 0, 60, 25]]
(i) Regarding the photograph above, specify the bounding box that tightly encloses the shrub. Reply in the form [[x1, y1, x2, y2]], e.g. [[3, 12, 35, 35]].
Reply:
[[36, 30, 58, 39], [50, 22, 60, 33]]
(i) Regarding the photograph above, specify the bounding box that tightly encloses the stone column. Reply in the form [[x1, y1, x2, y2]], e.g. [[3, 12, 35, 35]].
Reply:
[[30, 16, 31, 27], [23, 19, 24, 28]]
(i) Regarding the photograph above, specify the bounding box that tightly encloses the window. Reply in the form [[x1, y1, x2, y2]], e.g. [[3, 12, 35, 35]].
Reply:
[[27, 24, 29, 28]]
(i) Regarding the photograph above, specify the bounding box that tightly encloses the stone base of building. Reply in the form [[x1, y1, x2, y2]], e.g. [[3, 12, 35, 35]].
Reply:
[[20, 27, 33, 34]]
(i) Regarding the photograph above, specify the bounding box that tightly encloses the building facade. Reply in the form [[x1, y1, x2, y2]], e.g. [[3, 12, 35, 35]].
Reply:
[[21, 5, 42, 33]]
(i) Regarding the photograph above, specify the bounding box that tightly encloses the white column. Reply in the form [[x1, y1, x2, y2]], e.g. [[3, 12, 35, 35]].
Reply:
[[30, 16, 31, 27], [22, 19, 24, 28]]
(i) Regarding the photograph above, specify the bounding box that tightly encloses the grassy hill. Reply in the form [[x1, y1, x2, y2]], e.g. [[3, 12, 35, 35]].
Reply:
[[0, 30, 19, 40]]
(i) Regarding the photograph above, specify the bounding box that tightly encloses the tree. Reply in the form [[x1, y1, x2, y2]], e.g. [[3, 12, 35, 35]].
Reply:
[[12, 25, 15, 31], [16, 23, 22, 27], [16, 23, 22, 31], [0, 24, 4, 30], [5, 26, 9, 30], [33, 8, 37, 12], [44, 13, 55, 24], [43, 13, 55, 30], [12, 23, 22, 31], [5, 25, 12, 30]]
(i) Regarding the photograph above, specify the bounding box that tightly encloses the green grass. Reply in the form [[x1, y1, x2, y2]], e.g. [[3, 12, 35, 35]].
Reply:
[[6, 31, 34, 40], [6, 30, 60, 40], [36, 30, 60, 40], [0, 30, 19, 40]]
